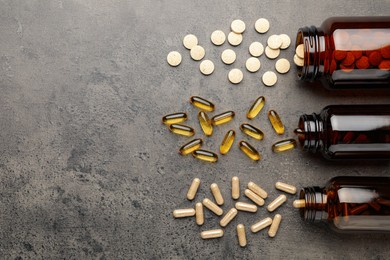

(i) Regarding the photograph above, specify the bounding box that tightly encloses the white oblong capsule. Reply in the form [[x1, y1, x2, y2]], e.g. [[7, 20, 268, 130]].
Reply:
[[244, 189, 265, 206], [237, 224, 247, 247], [275, 181, 297, 195], [203, 198, 223, 216], [211, 183, 224, 205], [232, 176, 240, 200], [220, 208, 238, 227], [250, 217, 273, 233], [248, 181, 268, 199], [173, 208, 196, 218], [293, 199, 306, 208], [235, 202, 257, 213], [268, 214, 282, 238], [267, 194, 287, 212], [201, 229, 224, 239], [195, 202, 204, 225], [187, 178, 201, 200]]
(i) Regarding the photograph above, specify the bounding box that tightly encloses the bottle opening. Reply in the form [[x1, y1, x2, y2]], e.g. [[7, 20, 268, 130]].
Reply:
[[295, 30, 304, 79]]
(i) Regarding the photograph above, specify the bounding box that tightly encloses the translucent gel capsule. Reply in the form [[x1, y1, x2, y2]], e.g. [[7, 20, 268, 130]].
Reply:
[[220, 130, 235, 155], [239, 141, 261, 161], [212, 111, 235, 126], [179, 139, 203, 155], [169, 124, 195, 137], [162, 112, 188, 125], [247, 96, 265, 119], [272, 139, 297, 153], [190, 96, 215, 112], [240, 123, 264, 140], [268, 110, 285, 135], [198, 111, 213, 136], [192, 150, 218, 163]]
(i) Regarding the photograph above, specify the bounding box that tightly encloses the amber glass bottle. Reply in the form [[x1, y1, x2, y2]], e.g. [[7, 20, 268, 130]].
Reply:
[[295, 105, 390, 159], [295, 176, 390, 232], [295, 16, 390, 89]]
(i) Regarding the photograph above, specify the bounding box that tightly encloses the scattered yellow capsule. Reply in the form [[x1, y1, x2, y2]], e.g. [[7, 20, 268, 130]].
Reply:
[[267, 194, 287, 212], [192, 150, 218, 163], [236, 224, 247, 247], [250, 217, 273, 233], [162, 112, 188, 125], [198, 111, 213, 136], [220, 130, 235, 155], [212, 111, 235, 125], [203, 198, 223, 216], [247, 182, 268, 199], [235, 202, 257, 213], [268, 110, 285, 135], [272, 139, 297, 153], [293, 199, 306, 208], [179, 139, 203, 155], [200, 229, 224, 239], [210, 183, 224, 205], [173, 208, 196, 218], [169, 124, 195, 137], [220, 208, 238, 227], [232, 176, 240, 200], [195, 202, 204, 226], [239, 141, 261, 161], [240, 123, 264, 140], [190, 96, 215, 112], [186, 178, 201, 200], [244, 189, 265, 206], [247, 96, 265, 119], [268, 214, 282, 238], [275, 181, 297, 195]]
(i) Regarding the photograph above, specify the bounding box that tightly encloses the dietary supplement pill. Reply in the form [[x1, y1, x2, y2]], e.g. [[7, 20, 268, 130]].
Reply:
[[275, 181, 297, 195], [268, 214, 282, 238], [265, 46, 280, 59], [173, 208, 196, 218], [250, 217, 272, 233], [190, 96, 215, 112], [268, 110, 285, 135], [255, 18, 270, 34], [240, 123, 264, 140], [200, 229, 224, 239], [199, 60, 215, 75], [267, 194, 287, 212], [275, 58, 291, 74], [245, 57, 261, 73], [279, 34, 291, 49], [293, 199, 306, 208], [198, 111, 213, 136], [293, 54, 304, 66], [262, 71, 278, 86], [183, 34, 198, 50], [195, 202, 204, 225], [267, 35, 282, 50], [187, 178, 201, 200], [228, 31, 243, 46], [192, 150, 218, 163], [272, 139, 296, 153], [244, 189, 265, 206], [236, 224, 247, 247], [247, 96, 265, 120], [232, 176, 240, 200], [220, 130, 235, 155], [211, 30, 226, 46], [228, 69, 243, 84], [190, 45, 205, 61], [179, 138, 203, 155], [169, 124, 195, 137], [296, 44, 304, 59], [221, 49, 237, 64], [249, 42, 264, 57], [167, 51, 182, 67], [247, 182, 268, 199], [235, 202, 257, 213], [212, 111, 235, 125], [220, 208, 238, 227], [203, 198, 223, 216], [211, 183, 224, 205], [239, 141, 261, 161], [231, 19, 246, 34], [162, 112, 187, 125]]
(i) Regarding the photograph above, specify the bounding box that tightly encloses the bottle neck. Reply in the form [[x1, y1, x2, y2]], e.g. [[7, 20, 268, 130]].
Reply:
[[300, 187, 328, 222], [296, 26, 327, 81], [297, 113, 324, 153]]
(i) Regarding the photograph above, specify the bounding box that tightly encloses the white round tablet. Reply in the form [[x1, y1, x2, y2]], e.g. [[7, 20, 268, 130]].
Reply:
[[262, 71, 278, 87], [296, 44, 304, 59], [183, 34, 198, 50], [199, 60, 215, 75], [294, 54, 304, 66], [211, 30, 226, 46], [231, 19, 246, 34], [249, 42, 264, 57], [246, 57, 261, 73], [267, 35, 283, 50], [190, 45, 205, 61], [265, 46, 280, 59], [279, 34, 291, 49], [221, 49, 236, 64], [167, 51, 182, 67], [255, 18, 270, 34], [275, 58, 290, 74], [228, 69, 243, 84], [228, 31, 243, 46]]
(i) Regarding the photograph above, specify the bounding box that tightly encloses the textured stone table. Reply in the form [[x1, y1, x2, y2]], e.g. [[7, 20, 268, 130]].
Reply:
[[1, 1, 389, 259]]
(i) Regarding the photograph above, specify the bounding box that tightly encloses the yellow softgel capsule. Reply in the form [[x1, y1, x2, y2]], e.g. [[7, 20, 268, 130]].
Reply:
[[200, 229, 224, 239], [268, 110, 285, 135], [198, 111, 213, 136], [192, 150, 218, 163], [162, 112, 188, 125], [220, 130, 235, 155], [212, 111, 235, 125], [240, 123, 264, 140], [239, 141, 261, 161], [179, 139, 203, 155], [169, 124, 195, 137], [236, 224, 247, 247], [247, 96, 265, 119], [189, 96, 215, 112], [272, 139, 297, 153], [220, 208, 238, 227]]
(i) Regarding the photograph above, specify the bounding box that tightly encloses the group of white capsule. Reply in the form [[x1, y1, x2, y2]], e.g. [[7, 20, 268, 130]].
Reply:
[[172, 177, 297, 247], [167, 18, 292, 87]]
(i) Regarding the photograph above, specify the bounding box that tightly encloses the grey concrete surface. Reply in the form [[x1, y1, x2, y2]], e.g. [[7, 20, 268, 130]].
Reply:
[[0, 0, 389, 259]]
